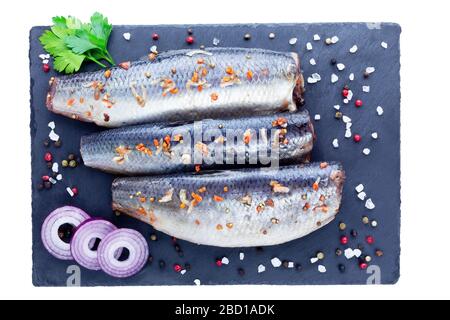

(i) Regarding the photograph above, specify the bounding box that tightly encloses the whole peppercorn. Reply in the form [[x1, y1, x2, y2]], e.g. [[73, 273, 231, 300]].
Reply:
[[44, 152, 52, 162], [46, 162, 53, 169], [238, 268, 245, 276], [178, 250, 184, 258], [338, 264, 346, 273], [353, 134, 361, 143], [174, 244, 181, 252], [255, 246, 264, 253], [68, 154, 76, 161], [42, 64, 50, 73], [366, 235, 375, 245], [340, 235, 349, 245], [54, 140, 62, 148], [61, 160, 69, 168], [244, 33, 251, 41], [148, 255, 153, 265], [150, 234, 157, 241], [199, 44, 205, 50], [215, 259, 223, 267], [335, 248, 343, 256], [187, 28, 193, 35], [359, 262, 368, 270], [185, 263, 191, 271], [69, 160, 77, 168], [364, 255, 372, 263], [375, 249, 384, 257], [335, 111, 343, 119], [185, 36, 195, 45], [44, 181, 52, 189], [282, 260, 290, 268], [364, 71, 370, 79], [339, 222, 347, 231], [362, 216, 370, 224], [173, 264, 182, 273], [71, 187, 78, 195], [159, 260, 166, 269], [355, 99, 363, 108], [342, 89, 349, 97], [316, 251, 325, 260], [330, 58, 337, 65], [37, 183, 44, 190], [43, 139, 50, 147], [351, 229, 358, 238], [295, 263, 303, 272], [152, 33, 159, 40]]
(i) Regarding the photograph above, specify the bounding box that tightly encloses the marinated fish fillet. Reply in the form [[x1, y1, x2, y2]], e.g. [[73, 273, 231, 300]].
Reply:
[[46, 48, 305, 127], [81, 112, 314, 175], [112, 162, 345, 247]]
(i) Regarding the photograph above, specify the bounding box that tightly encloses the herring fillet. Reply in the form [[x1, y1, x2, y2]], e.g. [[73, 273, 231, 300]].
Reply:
[[46, 48, 305, 127], [80, 112, 314, 175], [112, 162, 345, 247]]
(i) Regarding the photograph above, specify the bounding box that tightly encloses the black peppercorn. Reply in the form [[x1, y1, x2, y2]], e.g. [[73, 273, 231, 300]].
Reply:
[[159, 260, 166, 269], [238, 268, 245, 276], [338, 264, 346, 273], [330, 58, 337, 65]]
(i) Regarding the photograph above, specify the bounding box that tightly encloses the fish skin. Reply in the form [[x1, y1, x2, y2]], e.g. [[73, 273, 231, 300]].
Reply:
[[46, 48, 305, 127], [81, 112, 314, 175], [112, 162, 345, 247]]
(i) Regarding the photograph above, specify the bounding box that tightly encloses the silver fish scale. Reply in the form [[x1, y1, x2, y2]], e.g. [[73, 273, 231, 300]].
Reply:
[[81, 112, 314, 175], [112, 162, 345, 247], [48, 48, 302, 127]]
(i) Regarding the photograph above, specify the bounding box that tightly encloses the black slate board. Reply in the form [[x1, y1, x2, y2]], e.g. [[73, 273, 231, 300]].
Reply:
[[30, 23, 401, 286]]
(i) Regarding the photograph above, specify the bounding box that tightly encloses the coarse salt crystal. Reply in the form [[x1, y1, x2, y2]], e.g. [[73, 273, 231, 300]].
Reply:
[[342, 115, 351, 123], [363, 148, 371, 155], [239, 252, 245, 260], [48, 121, 55, 130], [312, 73, 321, 81], [194, 279, 201, 286], [363, 86, 370, 93], [381, 41, 388, 49], [56, 174, 63, 181], [180, 269, 187, 275], [337, 63, 345, 71], [309, 58, 316, 66], [268, 32, 275, 39], [365, 198, 375, 210], [318, 265, 327, 273], [221, 257, 230, 265], [344, 248, 355, 259], [355, 184, 364, 193], [372, 132, 378, 139], [345, 129, 352, 138], [314, 114, 321, 121], [271, 257, 282, 267], [334, 105, 341, 110], [354, 249, 362, 258], [349, 45, 358, 53], [258, 264, 266, 273], [349, 73, 355, 81], [332, 138, 339, 148], [213, 37, 220, 46], [39, 54, 47, 60], [366, 66, 376, 74], [288, 262, 294, 268], [150, 45, 158, 54], [331, 73, 339, 83], [66, 187, 74, 197], [289, 37, 298, 45], [343, 99, 349, 104], [52, 162, 59, 173], [306, 42, 313, 51], [42, 59, 49, 64], [49, 177, 57, 184], [376, 106, 384, 116], [307, 77, 317, 84], [357, 191, 367, 201], [313, 34, 321, 41], [49, 130, 59, 142], [346, 122, 352, 130], [347, 90, 353, 101], [123, 32, 131, 41], [310, 257, 319, 264], [331, 36, 339, 44]]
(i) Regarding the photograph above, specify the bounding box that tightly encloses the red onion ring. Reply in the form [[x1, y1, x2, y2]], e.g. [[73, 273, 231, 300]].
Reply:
[[41, 206, 90, 260], [70, 218, 117, 270], [98, 228, 149, 278]]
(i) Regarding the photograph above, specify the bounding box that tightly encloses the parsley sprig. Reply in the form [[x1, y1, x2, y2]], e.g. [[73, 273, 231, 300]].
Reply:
[[39, 12, 115, 74]]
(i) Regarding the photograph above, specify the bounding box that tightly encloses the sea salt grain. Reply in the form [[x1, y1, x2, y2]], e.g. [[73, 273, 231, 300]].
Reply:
[[342, 115, 351, 123], [310, 257, 319, 264], [365, 198, 376, 210], [309, 58, 316, 66], [313, 34, 321, 41], [56, 174, 63, 181], [258, 264, 266, 273], [357, 191, 367, 201], [43, 59, 49, 64], [288, 262, 294, 268], [318, 265, 327, 273], [362, 86, 370, 93], [366, 66, 376, 74], [150, 45, 158, 54], [376, 106, 384, 116], [345, 129, 352, 138], [332, 138, 339, 148], [349, 45, 358, 53], [381, 41, 388, 49], [268, 33, 275, 39], [334, 105, 340, 110], [52, 162, 59, 173], [306, 42, 313, 51], [48, 121, 55, 130], [49, 130, 59, 142], [123, 32, 131, 41], [355, 184, 364, 193], [66, 187, 74, 197], [331, 36, 339, 44], [194, 279, 201, 286], [314, 114, 321, 121], [213, 37, 220, 46], [372, 132, 378, 139], [221, 257, 230, 265], [347, 90, 353, 101], [345, 122, 352, 130], [337, 63, 345, 71], [363, 148, 371, 155], [289, 37, 298, 45], [239, 252, 245, 261], [331, 73, 339, 83], [180, 269, 187, 275], [271, 257, 282, 267], [349, 73, 355, 81]]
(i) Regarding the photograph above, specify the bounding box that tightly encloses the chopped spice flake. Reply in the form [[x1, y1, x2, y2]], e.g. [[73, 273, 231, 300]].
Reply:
[[67, 98, 75, 107], [195, 165, 201, 172], [265, 198, 274, 207], [213, 195, 224, 202], [211, 92, 219, 102], [191, 192, 203, 204], [225, 66, 234, 75], [198, 186, 207, 193], [270, 181, 290, 193], [223, 186, 229, 193], [216, 224, 223, 231], [246, 70, 253, 80], [226, 223, 234, 229], [320, 162, 328, 169]]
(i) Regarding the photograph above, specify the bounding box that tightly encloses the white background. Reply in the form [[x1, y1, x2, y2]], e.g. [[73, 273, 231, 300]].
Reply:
[[0, 0, 449, 300]]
